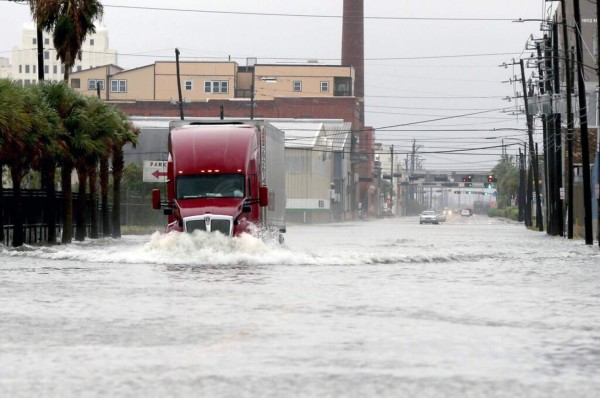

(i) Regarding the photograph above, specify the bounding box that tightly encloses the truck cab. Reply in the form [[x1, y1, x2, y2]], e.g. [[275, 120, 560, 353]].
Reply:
[[152, 120, 285, 241]]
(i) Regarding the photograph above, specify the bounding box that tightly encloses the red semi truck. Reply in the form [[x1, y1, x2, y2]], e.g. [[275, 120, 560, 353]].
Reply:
[[152, 119, 286, 242]]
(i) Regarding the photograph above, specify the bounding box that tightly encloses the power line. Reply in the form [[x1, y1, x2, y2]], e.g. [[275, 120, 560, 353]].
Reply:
[[96, 3, 528, 22]]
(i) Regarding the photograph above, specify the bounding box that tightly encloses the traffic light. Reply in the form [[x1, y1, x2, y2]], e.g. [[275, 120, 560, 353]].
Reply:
[[487, 174, 496, 183], [462, 175, 473, 183]]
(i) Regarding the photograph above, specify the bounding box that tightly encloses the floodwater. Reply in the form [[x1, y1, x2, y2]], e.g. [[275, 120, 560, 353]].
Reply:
[[1, 215, 599, 397]]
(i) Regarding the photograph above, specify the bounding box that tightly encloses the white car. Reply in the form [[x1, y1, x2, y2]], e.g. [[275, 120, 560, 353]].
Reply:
[[419, 210, 439, 224], [461, 209, 472, 217]]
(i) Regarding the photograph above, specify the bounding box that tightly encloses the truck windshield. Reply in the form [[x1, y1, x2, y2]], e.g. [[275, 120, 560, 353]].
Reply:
[[176, 174, 245, 199]]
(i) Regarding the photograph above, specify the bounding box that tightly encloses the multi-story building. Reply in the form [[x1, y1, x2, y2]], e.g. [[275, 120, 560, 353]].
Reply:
[[0, 23, 117, 85], [68, 60, 354, 103]]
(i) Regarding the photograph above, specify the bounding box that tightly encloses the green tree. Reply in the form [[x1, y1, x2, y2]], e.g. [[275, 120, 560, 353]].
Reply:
[[30, 0, 104, 81], [492, 155, 519, 208], [39, 81, 91, 243], [78, 95, 118, 239], [24, 83, 62, 244], [0, 79, 32, 246]]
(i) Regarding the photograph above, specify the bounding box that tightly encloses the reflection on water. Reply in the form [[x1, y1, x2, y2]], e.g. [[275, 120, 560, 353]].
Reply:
[[1, 217, 599, 397]]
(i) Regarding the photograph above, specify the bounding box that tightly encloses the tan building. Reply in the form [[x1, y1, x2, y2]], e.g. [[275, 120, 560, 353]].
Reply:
[[70, 64, 124, 97], [252, 64, 354, 100], [69, 61, 354, 103]]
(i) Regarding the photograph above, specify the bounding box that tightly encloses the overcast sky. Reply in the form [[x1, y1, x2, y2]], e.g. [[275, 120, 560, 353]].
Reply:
[[0, 0, 549, 173]]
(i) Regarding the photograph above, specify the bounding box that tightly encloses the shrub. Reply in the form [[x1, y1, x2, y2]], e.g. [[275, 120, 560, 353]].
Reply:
[[488, 206, 519, 221]]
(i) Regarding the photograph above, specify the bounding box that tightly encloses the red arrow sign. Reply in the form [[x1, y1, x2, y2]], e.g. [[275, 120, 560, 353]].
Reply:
[[152, 170, 168, 179]]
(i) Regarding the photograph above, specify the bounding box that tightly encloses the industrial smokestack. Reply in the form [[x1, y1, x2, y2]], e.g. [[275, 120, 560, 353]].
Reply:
[[342, 0, 364, 122]]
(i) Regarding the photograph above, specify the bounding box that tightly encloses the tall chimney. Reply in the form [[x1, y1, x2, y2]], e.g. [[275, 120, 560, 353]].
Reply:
[[342, 0, 364, 123]]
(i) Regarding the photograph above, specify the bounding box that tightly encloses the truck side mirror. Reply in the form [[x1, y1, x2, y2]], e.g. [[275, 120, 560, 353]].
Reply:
[[152, 189, 161, 209], [259, 186, 269, 207]]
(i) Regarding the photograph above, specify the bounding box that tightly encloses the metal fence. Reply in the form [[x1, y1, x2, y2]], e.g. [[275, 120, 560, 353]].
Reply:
[[0, 188, 167, 245], [0, 189, 107, 246]]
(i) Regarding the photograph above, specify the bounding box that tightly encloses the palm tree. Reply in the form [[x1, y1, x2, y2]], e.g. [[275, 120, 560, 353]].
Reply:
[[39, 81, 91, 243], [0, 79, 31, 246], [85, 99, 121, 238], [73, 95, 114, 241], [30, 0, 104, 81], [24, 83, 62, 244]]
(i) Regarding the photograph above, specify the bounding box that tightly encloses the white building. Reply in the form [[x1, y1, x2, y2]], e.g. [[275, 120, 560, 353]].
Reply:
[[0, 23, 117, 84], [0, 57, 11, 78]]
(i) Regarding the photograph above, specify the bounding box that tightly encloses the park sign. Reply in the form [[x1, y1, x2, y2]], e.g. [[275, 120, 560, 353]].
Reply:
[[143, 160, 167, 183]]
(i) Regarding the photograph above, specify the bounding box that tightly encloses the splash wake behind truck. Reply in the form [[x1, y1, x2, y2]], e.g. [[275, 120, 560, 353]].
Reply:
[[152, 119, 286, 242]]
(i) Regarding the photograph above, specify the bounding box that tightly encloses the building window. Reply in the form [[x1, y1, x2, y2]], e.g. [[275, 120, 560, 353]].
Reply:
[[320, 81, 329, 92], [293, 81, 302, 92], [71, 78, 80, 89], [53, 65, 57, 74], [24, 79, 31, 86], [185, 80, 193, 91], [32, 38, 36, 45], [88, 79, 105, 90], [77, 66, 82, 72], [44, 38, 49, 45], [334, 77, 352, 96], [25, 65, 30, 74], [19, 65, 22, 73], [44, 51, 49, 60], [33, 65, 36, 74], [61, 65, 65, 74], [90, 39, 95, 46], [44, 65, 49, 74], [111, 79, 127, 93], [204, 80, 229, 93]]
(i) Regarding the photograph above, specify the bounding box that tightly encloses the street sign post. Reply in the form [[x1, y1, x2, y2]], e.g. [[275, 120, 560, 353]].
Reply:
[[143, 160, 167, 183]]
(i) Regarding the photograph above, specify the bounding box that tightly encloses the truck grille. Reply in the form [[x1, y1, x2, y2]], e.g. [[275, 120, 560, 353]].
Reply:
[[184, 215, 233, 236]]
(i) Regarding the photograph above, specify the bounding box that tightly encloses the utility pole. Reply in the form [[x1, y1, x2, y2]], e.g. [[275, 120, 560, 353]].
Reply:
[[538, 40, 551, 233], [551, 20, 564, 237], [597, 0, 600, 247], [520, 59, 543, 231], [250, 67, 255, 119], [560, 0, 575, 239], [390, 145, 394, 215], [175, 48, 184, 121], [518, 147, 526, 223], [573, 0, 594, 244], [567, 48, 575, 239]]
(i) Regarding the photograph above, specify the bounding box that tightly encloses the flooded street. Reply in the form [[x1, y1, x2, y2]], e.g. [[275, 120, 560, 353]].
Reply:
[[1, 215, 599, 397]]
